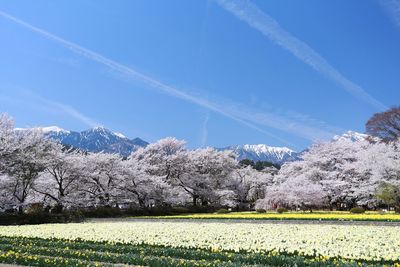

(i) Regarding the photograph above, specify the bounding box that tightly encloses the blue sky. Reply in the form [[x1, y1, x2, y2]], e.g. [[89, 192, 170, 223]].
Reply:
[[0, 0, 399, 150]]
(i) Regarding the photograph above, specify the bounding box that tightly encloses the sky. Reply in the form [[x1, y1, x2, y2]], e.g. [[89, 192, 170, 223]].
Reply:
[[0, 0, 399, 150]]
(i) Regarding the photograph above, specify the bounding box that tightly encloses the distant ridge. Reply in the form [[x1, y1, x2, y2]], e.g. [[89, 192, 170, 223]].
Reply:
[[220, 144, 300, 164], [16, 126, 148, 157], [15, 127, 369, 163], [332, 131, 370, 142]]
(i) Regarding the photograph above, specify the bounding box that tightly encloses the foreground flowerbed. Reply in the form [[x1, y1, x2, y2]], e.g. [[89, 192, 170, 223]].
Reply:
[[0, 221, 399, 266]]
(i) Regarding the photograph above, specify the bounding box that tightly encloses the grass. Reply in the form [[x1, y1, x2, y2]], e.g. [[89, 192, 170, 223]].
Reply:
[[136, 210, 400, 222]]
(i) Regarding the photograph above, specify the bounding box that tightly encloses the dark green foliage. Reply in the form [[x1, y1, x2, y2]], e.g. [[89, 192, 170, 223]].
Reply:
[[254, 161, 281, 171], [256, 209, 266, 213], [376, 183, 400, 212], [25, 203, 45, 215], [81, 207, 123, 218], [0, 205, 225, 225], [215, 208, 230, 214], [350, 207, 365, 214], [0, 212, 83, 225], [239, 159, 281, 170], [239, 159, 255, 167], [276, 208, 288, 213], [171, 207, 191, 214]]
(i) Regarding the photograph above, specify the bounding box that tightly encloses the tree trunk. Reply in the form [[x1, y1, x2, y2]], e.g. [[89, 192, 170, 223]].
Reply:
[[138, 198, 146, 210], [18, 205, 24, 215], [53, 203, 64, 213], [394, 204, 400, 214], [192, 195, 198, 207]]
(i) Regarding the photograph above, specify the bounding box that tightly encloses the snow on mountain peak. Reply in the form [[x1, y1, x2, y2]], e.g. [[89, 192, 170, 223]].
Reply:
[[113, 132, 127, 139], [223, 144, 299, 164], [242, 144, 295, 154], [92, 126, 108, 132], [333, 131, 369, 142], [14, 126, 70, 134], [13, 125, 148, 157], [41, 126, 70, 134]]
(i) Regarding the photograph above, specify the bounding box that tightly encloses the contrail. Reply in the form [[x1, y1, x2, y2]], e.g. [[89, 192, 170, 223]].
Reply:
[[216, 0, 388, 111], [0, 9, 339, 148]]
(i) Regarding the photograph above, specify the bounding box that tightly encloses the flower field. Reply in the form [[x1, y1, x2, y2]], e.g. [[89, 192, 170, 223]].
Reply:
[[0, 221, 399, 266], [139, 211, 400, 221]]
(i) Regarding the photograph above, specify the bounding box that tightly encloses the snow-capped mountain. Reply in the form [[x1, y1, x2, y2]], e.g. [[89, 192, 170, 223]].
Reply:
[[41, 126, 71, 134], [17, 127, 372, 163], [18, 126, 148, 156], [222, 144, 300, 164], [225, 131, 373, 164], [332, 131, 370, 142]]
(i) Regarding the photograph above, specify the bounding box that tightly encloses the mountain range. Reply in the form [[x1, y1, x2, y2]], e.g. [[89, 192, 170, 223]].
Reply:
[[332, 131, 370, 142], [222, 131, 370, 164], [40, 126, 300, 163], [14, 127, 369, 164], [221, 144, 300, 164], [16, 126, 148, 157]]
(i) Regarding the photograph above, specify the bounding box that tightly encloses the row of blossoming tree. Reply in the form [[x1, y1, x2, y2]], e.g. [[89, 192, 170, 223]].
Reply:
[[0, 114, 272, 214], [0, 107, 399, 214], [257, 106, 400, 211]]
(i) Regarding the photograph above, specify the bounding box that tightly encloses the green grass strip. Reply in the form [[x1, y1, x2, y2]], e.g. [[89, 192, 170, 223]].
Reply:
[[0, 250, 110, 267]]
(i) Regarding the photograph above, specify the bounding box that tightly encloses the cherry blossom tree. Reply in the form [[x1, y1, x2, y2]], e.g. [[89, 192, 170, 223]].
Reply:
[[0, 114, 17, 173], [256, 138, 379, 210], [116, 158, 178, 210], [0, 127, 55, 213], [181, 148, 237, 207], [80, 152, 124, 207], [129, 139, 239, 208], [256, 173, 326, 211], [227, 166, 272, 210], [128, 137, 190, 206], [34, 144, 84, 212], [355, 139, 400, 209], [130, 137, 188, 181]]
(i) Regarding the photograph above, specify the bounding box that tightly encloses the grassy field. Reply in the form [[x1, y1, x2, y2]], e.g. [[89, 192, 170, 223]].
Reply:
[[137, 211, 400, 222], [0, 220, 399, 266]]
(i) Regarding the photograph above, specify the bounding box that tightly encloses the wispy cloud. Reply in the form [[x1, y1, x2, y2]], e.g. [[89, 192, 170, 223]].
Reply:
[[47, 101, 100, 128], [200, 112, 210, 147], [0, 84, 100, 128], [216, 0, 387, 111], [221, 101, 337, 142], [23, 91, 101, 128], [380, 0, 400, 28], [0, 9, 341, 148]]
